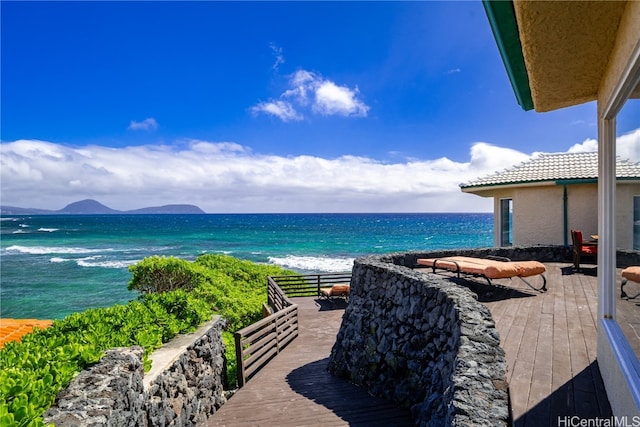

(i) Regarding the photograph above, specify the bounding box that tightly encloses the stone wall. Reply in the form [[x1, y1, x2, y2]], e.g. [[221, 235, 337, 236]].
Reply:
[[328, 255, 510, 427], [386, 245, 640, 269], [44, 317, 227, 427], [386, 245, 571, 268]]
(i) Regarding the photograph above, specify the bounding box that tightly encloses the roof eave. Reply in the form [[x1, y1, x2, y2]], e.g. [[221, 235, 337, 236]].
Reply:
[[461, 180, 557, 193], [482, 0, 534, 111], [462, 177, 640, 193]]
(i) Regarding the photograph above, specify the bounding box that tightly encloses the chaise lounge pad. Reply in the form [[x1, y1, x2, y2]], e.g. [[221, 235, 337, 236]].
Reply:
[[417, 256, 546, 279], [622, 266, 640, 284], [320, 284, 350, 298]]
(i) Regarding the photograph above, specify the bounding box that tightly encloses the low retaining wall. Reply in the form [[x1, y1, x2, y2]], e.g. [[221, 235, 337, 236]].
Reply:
[[328, 254, 510, 426], [387, 245, 571, 268], [44, 317, 227, 426], [328, 246, 640, 425], [387, 245, 640, 269]]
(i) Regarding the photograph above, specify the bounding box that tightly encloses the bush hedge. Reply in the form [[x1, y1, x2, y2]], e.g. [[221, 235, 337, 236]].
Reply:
[[0, 254, 296, 427]]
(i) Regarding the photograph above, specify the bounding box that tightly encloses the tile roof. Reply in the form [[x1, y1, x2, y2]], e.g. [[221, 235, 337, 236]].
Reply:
[[460, 152, 640, 189]]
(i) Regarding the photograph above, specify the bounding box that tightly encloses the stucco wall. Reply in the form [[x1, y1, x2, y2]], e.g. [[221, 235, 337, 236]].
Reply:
[[616, 185, 639, 250], [598, 0, 640, 110], [514, 185, 566, 246], [486, 183, 639, 250], [566, 184, 599, 240]]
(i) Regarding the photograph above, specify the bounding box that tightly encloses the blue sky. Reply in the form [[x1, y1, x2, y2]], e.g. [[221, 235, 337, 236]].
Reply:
[[2, 1, 639, 213]]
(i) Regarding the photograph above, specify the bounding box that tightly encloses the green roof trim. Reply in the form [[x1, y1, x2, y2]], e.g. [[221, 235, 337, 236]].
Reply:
[[461, 178, 595, 191], [482, 0, 534, 111], [463, 177, 638, 191], [555, 179, 598, 185]]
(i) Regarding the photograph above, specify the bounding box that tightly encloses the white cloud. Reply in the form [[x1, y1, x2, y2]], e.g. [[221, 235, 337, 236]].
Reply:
[[616, 128, 640, 162], [568, 138, 597, 153], [468, 142, 530, 172], [313, 81, 368, 117], [250, 100, 302, 122], [3, 130, 638, 213], [0, 138, 520, 213], [128, 118, 158, 131], [269, 43, 285, 71], [568, 128, 640, 162], [252, 69, 369, 121]]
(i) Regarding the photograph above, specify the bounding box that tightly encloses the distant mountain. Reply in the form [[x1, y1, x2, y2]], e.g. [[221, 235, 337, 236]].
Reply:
[[0, 199, 206, 215], [127, 204, 205, 214], [61, 199, 120, 214]]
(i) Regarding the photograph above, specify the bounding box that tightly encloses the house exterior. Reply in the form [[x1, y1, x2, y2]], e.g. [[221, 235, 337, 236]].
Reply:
[[461, 152, 640, 250], [483, 0, 640, 417]]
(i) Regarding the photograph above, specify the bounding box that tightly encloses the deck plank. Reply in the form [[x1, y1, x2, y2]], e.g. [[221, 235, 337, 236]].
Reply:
[[201, 262, 633, 426], [482, 263, 615, 426], [204, 298, 414, 427]]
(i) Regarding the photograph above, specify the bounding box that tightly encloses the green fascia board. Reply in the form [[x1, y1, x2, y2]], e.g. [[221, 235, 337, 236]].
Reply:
[[482, 0, 534, 111], [461, 178, 597, 190], [555, 179, 598, 185]]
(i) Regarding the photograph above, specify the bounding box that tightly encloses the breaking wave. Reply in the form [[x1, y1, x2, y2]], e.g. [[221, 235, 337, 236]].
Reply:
[[5, 245, 108, 255], [268, 255, 354, 273]]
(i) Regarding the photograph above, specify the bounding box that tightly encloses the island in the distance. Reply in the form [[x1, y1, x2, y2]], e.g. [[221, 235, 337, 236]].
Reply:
[[0, 199, 206, 215]]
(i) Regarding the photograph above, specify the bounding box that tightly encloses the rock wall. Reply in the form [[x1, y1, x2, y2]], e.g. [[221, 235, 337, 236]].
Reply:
[[386, 245, 639, 269], [386, 245, 572, 268], [44, 317, 227, 427], [328, 255, 510, 426]]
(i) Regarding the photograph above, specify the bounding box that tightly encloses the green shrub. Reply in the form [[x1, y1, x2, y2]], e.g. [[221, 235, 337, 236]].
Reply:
[[0, 290, 212, 426], [1, 254, 296, 426], [128, 256, 208, 293]]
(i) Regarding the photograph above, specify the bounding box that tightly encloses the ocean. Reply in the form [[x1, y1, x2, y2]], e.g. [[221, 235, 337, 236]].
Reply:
[[0, 213, 493, 320]]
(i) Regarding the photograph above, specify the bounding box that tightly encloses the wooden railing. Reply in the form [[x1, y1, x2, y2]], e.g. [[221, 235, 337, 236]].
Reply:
[[234, 273, 351, 387], [268, 273, 352, 299], [235, 277, 297, 387], [234, 304, 298, 387]]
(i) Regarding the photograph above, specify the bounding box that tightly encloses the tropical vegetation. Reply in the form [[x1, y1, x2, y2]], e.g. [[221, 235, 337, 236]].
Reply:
[[0, 254, 296, 427]]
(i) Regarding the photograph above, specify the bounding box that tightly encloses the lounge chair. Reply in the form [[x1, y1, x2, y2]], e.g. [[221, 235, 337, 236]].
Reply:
[[621, 266, 640, 299], [571, 230, 598, 272], [416, 255, 547, 292], [319, 284, 350, 304]]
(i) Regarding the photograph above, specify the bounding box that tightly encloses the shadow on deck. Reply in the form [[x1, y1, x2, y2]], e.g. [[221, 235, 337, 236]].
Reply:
[[205, 262, 632, 426], [460, 262, 615, 426], [204, 297, 414, 427]]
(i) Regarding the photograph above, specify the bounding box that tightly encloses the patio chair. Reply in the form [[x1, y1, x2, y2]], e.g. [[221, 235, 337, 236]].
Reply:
[[571, 230, 598, 272]]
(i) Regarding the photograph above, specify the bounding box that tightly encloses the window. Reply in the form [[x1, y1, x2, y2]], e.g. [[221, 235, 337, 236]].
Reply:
[[500, 198, 513, 246], [634, 196, 640, 251]]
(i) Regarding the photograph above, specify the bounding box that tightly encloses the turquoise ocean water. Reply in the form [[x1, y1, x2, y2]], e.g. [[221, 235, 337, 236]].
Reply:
[[0, 213, 493, 319]]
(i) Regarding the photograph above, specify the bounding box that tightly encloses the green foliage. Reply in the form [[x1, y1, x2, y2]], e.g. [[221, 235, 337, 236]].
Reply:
[[128, 256, 208, 293], [192, 254, 299, 384], [222, 331, 237, 387], [0, 291, 212, 426], [1, 254, 296, 426]]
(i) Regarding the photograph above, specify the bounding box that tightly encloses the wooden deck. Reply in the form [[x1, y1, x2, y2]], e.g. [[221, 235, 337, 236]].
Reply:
[[205, 262, 640, 426], [205, 297, 414, 426], [454, 262, 616, 426]]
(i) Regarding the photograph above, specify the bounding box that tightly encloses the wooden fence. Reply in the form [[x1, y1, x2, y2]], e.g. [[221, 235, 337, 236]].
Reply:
[[234, 273, 351, 387], [268, 273, 352, 298], [234, 277, 298, 387]]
